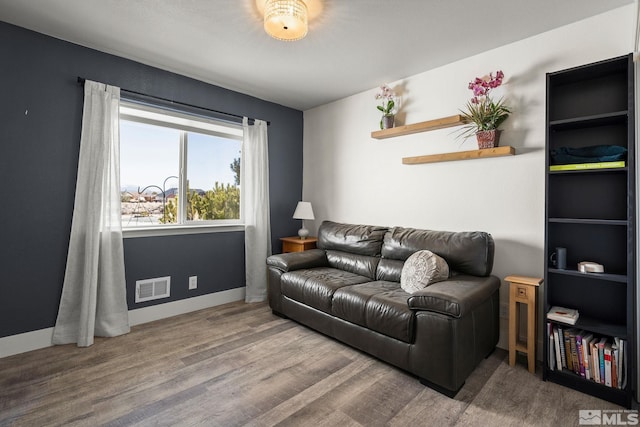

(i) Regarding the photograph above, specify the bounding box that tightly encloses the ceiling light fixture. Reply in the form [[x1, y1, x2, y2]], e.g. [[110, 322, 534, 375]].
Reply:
[[264, 0, 308, 41]]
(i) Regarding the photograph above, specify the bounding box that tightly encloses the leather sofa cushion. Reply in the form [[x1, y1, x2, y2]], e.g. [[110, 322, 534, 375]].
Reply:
[[318, 221, 389, 256], [375, 258, 404, 282], [280, 267, 370, 314], [381, 227, 495, 277], [332, 281, 414, 343], [326, 250, 380, 280]]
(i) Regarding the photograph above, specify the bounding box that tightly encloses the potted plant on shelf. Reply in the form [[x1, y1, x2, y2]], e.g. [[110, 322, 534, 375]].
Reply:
[[375, 84, 397, 130], [458, 70, 511, 149]]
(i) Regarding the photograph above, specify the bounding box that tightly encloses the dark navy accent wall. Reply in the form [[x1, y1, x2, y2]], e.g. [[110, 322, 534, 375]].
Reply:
[[123, 232, 246, 308], [0, 21, 303, 338]]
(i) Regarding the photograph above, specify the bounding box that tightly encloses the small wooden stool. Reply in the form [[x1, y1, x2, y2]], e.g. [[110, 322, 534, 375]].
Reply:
[[505, 275, 543, 373]]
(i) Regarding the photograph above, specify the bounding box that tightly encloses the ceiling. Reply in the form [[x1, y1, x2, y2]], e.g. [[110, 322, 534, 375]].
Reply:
[[0, 0, 633, 110]]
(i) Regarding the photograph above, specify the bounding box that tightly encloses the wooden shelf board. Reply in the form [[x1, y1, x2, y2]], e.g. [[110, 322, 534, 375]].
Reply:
[[402, 146, 515, 165], [371, 114, 467, 139]]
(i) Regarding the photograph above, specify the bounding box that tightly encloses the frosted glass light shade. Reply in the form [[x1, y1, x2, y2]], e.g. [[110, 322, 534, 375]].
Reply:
[[264, 0, 308, 41]]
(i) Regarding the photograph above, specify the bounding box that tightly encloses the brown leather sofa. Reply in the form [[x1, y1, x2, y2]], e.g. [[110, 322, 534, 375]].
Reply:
[[266, 221, 500, 396]]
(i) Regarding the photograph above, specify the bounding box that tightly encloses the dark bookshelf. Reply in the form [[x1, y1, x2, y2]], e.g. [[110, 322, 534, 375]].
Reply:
[[543, 54, 635, 408]]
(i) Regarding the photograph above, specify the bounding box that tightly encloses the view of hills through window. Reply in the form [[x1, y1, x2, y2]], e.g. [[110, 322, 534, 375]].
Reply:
[[120, 118, 242, 227]]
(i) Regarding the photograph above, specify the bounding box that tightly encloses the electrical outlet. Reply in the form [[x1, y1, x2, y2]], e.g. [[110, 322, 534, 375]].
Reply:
[[189, 276, 197, 290], [499, 303, 508, 318]]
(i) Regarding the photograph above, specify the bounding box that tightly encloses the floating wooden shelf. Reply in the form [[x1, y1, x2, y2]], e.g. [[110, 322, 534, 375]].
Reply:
[[371, 114, 467, 139], [402, 146, 516, 165]]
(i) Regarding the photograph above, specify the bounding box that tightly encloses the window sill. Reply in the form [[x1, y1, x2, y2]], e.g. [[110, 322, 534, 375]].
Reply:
[[123, 224, 244, 238]]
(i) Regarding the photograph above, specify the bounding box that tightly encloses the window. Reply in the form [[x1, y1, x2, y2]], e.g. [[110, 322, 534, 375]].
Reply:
[[119, 102, 243, 231]]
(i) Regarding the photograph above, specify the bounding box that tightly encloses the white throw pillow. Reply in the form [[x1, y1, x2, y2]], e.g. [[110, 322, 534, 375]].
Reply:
[[400, 250, 450, 294]]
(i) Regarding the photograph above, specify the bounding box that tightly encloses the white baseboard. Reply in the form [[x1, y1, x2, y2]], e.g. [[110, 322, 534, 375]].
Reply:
[[128, 287, 245, 326], [0, 327, 56, 359], [0, 287, 246, 359]]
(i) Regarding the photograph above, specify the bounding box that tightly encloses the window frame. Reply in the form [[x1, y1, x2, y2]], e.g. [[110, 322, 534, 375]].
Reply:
[[119, 101, 244, 237]]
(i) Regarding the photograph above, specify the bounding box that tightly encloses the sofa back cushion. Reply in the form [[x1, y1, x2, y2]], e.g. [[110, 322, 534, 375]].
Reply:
[[376, 258, 405, 282], [318, 221, 388, 256], [326, 250, 380, 280], [381, 227, 495, 277]]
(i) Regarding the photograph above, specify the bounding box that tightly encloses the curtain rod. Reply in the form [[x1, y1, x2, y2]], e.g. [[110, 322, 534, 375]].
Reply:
[[77, 77, 270, 126]]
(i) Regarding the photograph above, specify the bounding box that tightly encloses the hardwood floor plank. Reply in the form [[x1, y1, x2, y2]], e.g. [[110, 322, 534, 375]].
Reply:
[[101, 383, 210, 427], [277, 407, 363, 427], [338, 369, 424, 425], [271, 361, 399, 426], [245, 356, 376, 427], [180, 322, 295, 366]]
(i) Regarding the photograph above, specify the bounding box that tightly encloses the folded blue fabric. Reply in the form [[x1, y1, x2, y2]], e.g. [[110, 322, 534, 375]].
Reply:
[[551, 145, 627, 164]]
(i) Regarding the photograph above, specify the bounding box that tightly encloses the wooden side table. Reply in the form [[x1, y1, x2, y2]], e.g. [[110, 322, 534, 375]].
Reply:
[[280, 236, 317, 253], [505, 275, 543, 373]]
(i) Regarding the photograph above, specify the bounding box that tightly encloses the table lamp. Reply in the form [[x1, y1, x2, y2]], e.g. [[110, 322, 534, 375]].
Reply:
[[292, 201, 314, 239]]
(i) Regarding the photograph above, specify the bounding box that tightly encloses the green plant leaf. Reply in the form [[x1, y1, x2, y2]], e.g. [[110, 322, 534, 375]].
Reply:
[[456, 96, 511, 141], [386, 100, 395, 113]]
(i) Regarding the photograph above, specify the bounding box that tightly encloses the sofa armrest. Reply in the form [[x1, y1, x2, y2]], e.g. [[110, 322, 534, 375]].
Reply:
[[266, 249, 328, 273], [407, 275, 500, 318]]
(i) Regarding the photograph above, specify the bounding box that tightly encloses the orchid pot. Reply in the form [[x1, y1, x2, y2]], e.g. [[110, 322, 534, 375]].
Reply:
[[381, 114, 395, 129]]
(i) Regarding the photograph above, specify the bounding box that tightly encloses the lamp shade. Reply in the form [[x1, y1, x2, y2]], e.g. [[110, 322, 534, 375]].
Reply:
[[292, 201, 314, 220], [264, 0, 308, 41]]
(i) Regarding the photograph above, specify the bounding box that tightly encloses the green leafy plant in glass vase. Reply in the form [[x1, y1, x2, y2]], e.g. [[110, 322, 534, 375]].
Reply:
[[375, 84, 397, 130], [458, 70, 511, 149]]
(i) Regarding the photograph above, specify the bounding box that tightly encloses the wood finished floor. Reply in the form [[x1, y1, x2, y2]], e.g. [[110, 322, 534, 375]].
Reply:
[[0, 301, 623, 426]]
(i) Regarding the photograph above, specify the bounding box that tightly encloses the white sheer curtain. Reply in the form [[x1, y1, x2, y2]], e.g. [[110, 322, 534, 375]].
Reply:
[[241, 117, 271, 302], [52, 80, 130, 347]]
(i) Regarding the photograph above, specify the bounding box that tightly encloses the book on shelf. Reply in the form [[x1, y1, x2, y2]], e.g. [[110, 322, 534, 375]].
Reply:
[[591, 340, 600, 384], [564, 329, 574, 372], [557, 326, 567, 369], [604, 342, 613, 387], [553, 327, 563, 371], [617, 338, 626, 389], [547, 306, 579, 325], [549, 161, 625, 171], [582, 333, 594, 380], [576, 331, 586, 377], [598, 337, 607, 385], [547, 322, 626, 390], [547, 322, 556, 370], [612, 347, 618, 389], [569, 329, 580, 375], [611, 338, 628, 390]]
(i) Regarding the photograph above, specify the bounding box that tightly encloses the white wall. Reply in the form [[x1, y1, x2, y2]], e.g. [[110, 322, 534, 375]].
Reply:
[[303, 5, 635, 351]]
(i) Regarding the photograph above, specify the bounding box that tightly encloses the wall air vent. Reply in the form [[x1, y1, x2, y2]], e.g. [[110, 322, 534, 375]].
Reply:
[[135, 276, 171, 303]]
